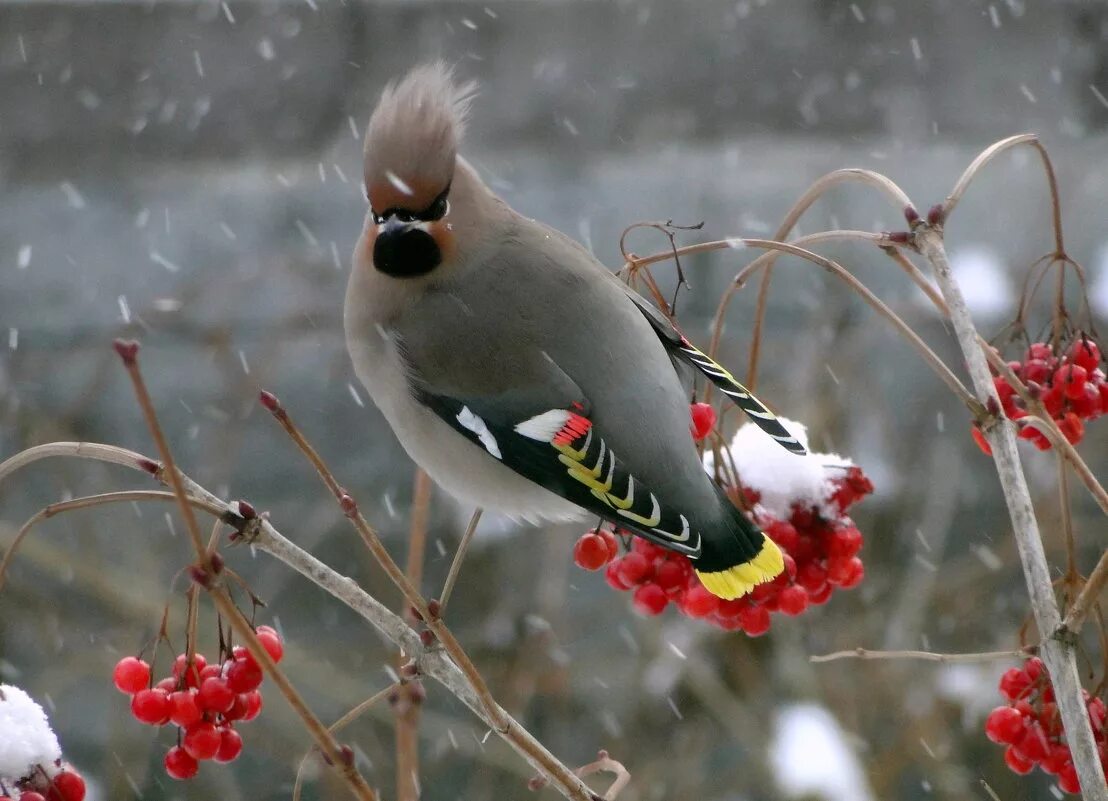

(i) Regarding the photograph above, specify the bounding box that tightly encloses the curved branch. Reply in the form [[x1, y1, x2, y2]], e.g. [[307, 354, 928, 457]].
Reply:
[[0, 490, 226, 592], [942, 133, 1065, 255]]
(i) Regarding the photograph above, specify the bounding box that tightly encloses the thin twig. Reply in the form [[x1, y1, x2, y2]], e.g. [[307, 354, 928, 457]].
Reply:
[[0, 490, 227, 592], [439, 508, 482, 613], [397, 468, 431, 801], [810, 647, 1034, 664], [292, 685, 401, 801], [531, 749, 631, 800], [1061, 549, 1108, 635]]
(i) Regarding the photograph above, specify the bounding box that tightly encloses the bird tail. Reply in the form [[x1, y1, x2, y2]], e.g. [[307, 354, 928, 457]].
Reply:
[[694, 502, 784, 600]]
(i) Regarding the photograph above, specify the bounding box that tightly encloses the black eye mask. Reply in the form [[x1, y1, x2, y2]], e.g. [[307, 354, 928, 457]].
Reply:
[[371, 183, 450, 226]]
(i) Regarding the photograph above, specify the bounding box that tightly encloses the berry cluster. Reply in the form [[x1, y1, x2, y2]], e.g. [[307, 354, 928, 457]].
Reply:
[[984, 657, 1107, 794], [112, 626, 283, 780], [978, 336, 1105, 453], [0, 764, 86, 801], [572, 465, 873, 634]]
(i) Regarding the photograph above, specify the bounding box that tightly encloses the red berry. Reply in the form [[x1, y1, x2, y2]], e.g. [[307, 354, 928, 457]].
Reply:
[[777, 585, 809, 616], [198, 676, 235, 713], [1055, 364, 1089, 399], [168, 690, 203, 728], [1058, 412, 1085, 445], [573, 532, 612, 571], [826, 526, 863, 558], [226, 657, 264, 693], [255, 626, 284, 664], [749, 579, 778, 604], [183, 720, 222, 760], [998, 667, 1032, 701], [716, 598, 747, 619], [971, 427, 993, 456], [690, 402, 716, 441], [993, 376, 1015, 404], [1004, 745, 1034, 775], [165, 745, 199, 779], [807, 582, 833, 605], [604, 561, 632, 591], [173, 653, 207, 688], [1042, 743, 1072, 775], [241, 690, 263, 721], [1087, 696, 1106, 732], [1026, 342, 1053, 362], [1041, 386, 1065, 416], [765, 519, 800, 553], [632, 584, 668, 616], [738, 604, 771, 636], [797, 561, 828, 593], [781, 553, 798, 582], [1024, 657, 1045, 681], [112, 656, 151, 694], [654, 560, 688, 594], [985, 706, 1025, 744], [46, 771, 86, 801], [1058, 761, 1081, 794], [1070, 382, 1101, 418], [1069, 338, 1101, 371], [682, 585, 719, 618], [595, 529, 619, 561], [130, 688, 171, 725], [155, 676, 177, 693], [215, 727, 243, 763], [1021, 358, 1052, 384], [826, 556, 857, 586], [1014, 721, 1049, 762], [616, 551, 652, 585]]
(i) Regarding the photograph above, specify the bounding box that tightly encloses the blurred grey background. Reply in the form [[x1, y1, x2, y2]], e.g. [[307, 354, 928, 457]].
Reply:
[[1, 1, 1106, 799]]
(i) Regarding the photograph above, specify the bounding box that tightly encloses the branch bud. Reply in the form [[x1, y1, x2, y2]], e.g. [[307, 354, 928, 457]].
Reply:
[[112, 339, 140, 365]]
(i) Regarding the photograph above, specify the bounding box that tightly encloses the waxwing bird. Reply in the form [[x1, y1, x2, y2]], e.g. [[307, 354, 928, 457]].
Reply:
[[344, 63, 806, 600]]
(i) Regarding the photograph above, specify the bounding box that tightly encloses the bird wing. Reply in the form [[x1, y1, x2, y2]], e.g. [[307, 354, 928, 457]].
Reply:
[[622, 288, 807, 455], [392, 290, 702, 556]]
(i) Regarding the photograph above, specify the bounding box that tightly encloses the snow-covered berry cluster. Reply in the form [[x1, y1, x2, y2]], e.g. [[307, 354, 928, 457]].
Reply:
[[0, 685, 87, 801], [573, 417, 872, 634], [984, 657, 1107, 795], [112, 625, 283, 780], [978, 336, 1105, 453]]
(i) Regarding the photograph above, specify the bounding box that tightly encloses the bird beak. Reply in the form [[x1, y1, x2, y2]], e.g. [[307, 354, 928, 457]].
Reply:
[[378, 214, 413, 236]]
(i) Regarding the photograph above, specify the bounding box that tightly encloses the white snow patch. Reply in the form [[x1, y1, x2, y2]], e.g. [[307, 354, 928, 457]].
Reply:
[[770, 704, 875, 801], [0, 684, 62, 780], [705, 417, 853, 519]]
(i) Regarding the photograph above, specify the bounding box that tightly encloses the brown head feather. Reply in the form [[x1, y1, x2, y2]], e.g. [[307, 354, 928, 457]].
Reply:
[[363, 62, 476, 214]]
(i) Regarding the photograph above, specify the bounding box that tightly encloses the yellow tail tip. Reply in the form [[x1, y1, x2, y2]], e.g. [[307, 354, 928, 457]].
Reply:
[[695, 536, 784, 600]]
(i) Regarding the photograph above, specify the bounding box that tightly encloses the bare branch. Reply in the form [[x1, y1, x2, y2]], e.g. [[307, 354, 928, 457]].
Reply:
[[811, 647, 1033, 664]]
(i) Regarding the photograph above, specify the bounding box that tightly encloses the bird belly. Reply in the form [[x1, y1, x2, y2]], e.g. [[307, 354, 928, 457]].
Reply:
[[348, 329, 583, 523]]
